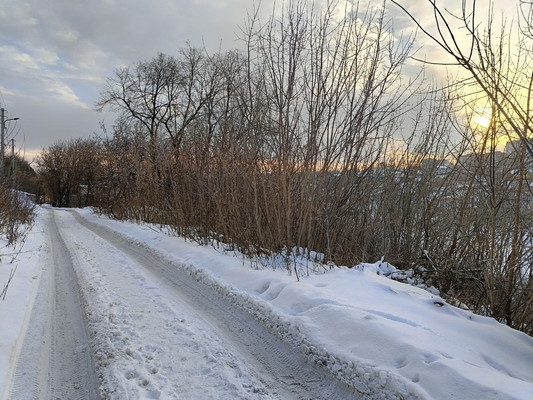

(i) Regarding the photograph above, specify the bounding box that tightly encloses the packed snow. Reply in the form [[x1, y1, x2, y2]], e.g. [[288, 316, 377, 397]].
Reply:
[[1, 206, 533, 399]]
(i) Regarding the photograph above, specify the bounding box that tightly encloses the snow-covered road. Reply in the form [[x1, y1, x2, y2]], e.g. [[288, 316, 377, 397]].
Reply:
[[8, 209, 99, 399], [8, 208, 358, 399]]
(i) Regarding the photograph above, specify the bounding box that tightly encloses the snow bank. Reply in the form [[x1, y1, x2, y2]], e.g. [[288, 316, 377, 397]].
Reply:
[[0, 208, 45, 399]]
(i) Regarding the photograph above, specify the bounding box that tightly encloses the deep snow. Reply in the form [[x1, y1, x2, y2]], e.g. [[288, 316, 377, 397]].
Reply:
[[1, 206, 533, 399]]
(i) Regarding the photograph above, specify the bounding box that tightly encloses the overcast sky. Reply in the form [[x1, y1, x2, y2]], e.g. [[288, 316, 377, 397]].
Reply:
[[0, 0, 519, 162]]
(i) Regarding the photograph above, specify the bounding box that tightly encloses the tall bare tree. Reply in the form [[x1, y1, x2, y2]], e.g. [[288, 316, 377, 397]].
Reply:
[[391, 0, 533, 155], [391, 0, 533, 333]]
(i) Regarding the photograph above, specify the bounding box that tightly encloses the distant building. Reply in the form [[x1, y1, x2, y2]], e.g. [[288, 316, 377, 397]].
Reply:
[[505, 140, 524, 155], [419, 158, 454, 177]]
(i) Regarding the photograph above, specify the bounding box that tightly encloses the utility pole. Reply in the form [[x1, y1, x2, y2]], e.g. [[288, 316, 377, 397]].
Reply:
[[1, 107, 5, 182], [0, 108, 20, 183], [11, 139, 16, 189]]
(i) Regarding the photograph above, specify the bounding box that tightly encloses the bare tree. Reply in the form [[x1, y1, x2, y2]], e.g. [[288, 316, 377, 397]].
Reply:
[[520, 0, 533, 38], [37, 138, 103, 207], [96, 48, 213, 158], [229, 0, 427, 272], [391, 0, 533, 156], [96, 53, 177, 165]]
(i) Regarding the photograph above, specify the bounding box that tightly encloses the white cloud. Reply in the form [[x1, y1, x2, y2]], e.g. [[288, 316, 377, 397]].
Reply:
[[11, 51, 41, 71], [34, 48, 60, 65], [1, 0, 521, 158], [46, 79, 88, 108]]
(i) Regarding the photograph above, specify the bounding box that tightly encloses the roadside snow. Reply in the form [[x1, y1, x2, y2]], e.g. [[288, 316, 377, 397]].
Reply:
[[0, 208, 45, 399], [2, 206, 533, 399]]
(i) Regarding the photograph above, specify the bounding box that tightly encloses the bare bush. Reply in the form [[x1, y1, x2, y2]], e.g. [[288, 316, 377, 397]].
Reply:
[[0, 185, 34, 245], [91, 0, 533, 334], [36, 137, 104, 207]]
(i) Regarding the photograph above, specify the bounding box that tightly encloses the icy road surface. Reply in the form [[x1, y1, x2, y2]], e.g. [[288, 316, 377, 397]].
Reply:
[[8, 208, 358, 399]]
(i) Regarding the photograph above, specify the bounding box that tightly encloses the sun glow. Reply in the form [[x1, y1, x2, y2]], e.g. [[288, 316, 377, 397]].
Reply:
[[472, 107, 492, 128], [473, 114, 491, 128], [468, 105, 511, 151]]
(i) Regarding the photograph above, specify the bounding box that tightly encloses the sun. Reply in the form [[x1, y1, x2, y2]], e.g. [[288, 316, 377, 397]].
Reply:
[[473, 114, 492, 128], [472, 107, 492, 129]]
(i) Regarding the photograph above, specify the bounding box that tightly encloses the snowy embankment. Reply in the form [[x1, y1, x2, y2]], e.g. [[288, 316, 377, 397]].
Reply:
[[0, 208, 46, 399], [2, 207, 533, 399]]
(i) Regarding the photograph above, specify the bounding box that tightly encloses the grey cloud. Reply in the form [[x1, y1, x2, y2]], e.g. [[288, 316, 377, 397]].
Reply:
[[0, 0, 519, 157]]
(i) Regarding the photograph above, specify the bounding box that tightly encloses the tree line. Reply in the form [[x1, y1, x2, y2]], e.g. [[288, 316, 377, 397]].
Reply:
[[32, 1, 533, 335]]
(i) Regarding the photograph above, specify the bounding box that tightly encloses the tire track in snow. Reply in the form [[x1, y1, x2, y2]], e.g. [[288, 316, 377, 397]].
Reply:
[[7, 209, 99, 400], [63, 209, 359, 399]]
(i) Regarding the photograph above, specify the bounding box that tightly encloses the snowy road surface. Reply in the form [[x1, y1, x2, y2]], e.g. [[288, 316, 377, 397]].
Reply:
[[8, 209, 99, 399], [7, 208, 358, 399]]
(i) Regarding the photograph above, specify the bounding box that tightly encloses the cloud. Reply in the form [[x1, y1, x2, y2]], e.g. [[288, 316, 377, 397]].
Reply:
[[0, 45, 90, 110], [1, 0, 267, 157], [33, 48, 60, 65], [0, 0, 521, 159]]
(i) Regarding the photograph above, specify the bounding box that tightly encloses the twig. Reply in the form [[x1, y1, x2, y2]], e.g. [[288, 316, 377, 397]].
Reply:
[[1, 265, 18, 300]]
